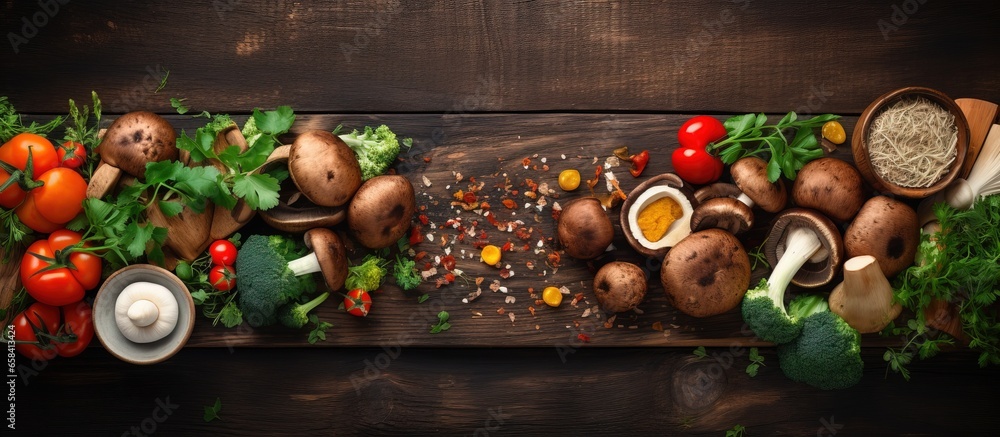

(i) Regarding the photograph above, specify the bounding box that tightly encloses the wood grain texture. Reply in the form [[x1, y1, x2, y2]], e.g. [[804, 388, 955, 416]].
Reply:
[[13, 347, 1000, 435], [2, 1, 999, 114]]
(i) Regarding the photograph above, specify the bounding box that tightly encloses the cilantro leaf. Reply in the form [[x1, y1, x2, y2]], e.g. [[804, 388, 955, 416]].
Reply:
[[253, 106, 295, 135], [170, 97, 189, 115], [233, 173, 280, 211], [157, 200, 185, 218], [203, 398, 222, 422], [218, 301, 244, 328]]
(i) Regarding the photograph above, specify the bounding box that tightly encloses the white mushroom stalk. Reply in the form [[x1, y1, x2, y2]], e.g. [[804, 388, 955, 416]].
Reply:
[[829, 255, 902, 334], [765, 226, 824, 312], [115, 282, 179, 343], [287, 252, 322, 276], [936, 124, 1000, 211]]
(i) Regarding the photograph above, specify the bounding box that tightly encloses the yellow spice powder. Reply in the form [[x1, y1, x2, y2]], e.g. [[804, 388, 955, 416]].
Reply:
[[636, 196, 683, 242]]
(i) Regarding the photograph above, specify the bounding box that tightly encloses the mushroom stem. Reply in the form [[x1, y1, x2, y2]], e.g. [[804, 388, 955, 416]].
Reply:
[[767, 226, 822, 314], [736, 192, 755, 208], [829, 255, 902, 334], [288, 252, 323, 276], [127, 299, 159, 327]]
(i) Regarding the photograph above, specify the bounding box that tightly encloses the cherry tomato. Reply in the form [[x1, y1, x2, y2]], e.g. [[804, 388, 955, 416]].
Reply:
[[209, 240, 238, 266], [12, 302, 61, 362], [26, 167, 87, 224], [677, 115, 728, 150], [344, 289, 372, 317], [209, 265, 237, 291], [57, 141, 86, 169], [0, 133, 59, 209], [21, 229, 103, 306], [55, 300, 94, 358], [671, 147, 724, 185]]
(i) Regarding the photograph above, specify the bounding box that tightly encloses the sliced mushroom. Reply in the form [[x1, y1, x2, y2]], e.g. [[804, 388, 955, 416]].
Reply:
[[689, 197, 753, 234], [290, 130, 362, 207], [791, 158, 866, 222], [661, 229, 751, 318], [256, 145, 347, 233], [88, 111, 178, 199], [765, 208, 844, 288], [347, 175, 416, 249], [844, 196, 919, 278], [114, 281, 179, 343], [829, 255, 902, 334], [286, 228, 349, 291]]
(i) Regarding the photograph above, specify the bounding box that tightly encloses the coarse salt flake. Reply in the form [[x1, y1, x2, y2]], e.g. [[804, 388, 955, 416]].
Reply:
[[422, 175, 432, 187]]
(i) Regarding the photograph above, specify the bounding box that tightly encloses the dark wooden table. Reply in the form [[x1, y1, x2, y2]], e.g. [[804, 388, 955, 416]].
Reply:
[[4, 1, 1000, 435]]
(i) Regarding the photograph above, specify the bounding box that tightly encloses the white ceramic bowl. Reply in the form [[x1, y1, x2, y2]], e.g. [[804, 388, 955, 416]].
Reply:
[[93, 264, 195, 365]]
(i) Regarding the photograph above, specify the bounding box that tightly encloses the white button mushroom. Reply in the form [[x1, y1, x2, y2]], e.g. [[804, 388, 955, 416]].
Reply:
[[115, 281, 179, 343]]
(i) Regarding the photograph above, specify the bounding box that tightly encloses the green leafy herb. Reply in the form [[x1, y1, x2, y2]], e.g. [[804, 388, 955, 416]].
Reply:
[[203, 397, 222, 422], [62, 92, 103, 178], [430, 311, 451, 334], [393, 254, 423, 291], [155, 70, 170, 93], [170, 97, 189, 115], [707, 112, 839, 182], [692, 346, 708, 360], [746, 347, 765, 377], [882, 319, 953, 381], [181, 239, 244, 328], [307, 314, 333, 344], [0, 96, 64, 142], [417, 294, 430, 304], [725, 424, 746, 437], [894, 196, 1000, 368]]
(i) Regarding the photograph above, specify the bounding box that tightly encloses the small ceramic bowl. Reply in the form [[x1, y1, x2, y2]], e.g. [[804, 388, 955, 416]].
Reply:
[[851, 86, 970, 199], [93, 264, 195, 365]]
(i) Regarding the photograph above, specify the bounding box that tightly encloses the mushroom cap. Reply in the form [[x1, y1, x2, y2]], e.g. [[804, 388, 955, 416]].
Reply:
[[98, 111, 178, 177], [731, 157, 788, 213], [593, 261, 648, 313], [844, 196, 919, 278], [765, 208, 844, 288], [114, 281, 179, 344], [791, 158, 866, 222], [660, 229, 751, 318], [690, 197, 753, 234], [347, 175, 417, 249], [304, 228, 349, 291], [559, 197, 615, 260], [694, 183, 743, 204], [290, 130, 363, 207]]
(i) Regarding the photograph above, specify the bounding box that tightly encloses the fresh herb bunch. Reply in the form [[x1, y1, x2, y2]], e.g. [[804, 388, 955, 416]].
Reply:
[[707, 112, 840, 182], [894, 195, 1000, 367], [66, 196, 169, 268], [177, 106, 296, 211], [881, 318, 953, 381], [63, 92, 103, 178], [0, 97, 65, 142]]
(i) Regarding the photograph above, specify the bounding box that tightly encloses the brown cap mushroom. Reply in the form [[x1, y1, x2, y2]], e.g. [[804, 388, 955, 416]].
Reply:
[[730, 156, 788, 213], [765, 208, 844, 288], [87, 111, 178, 198], [560, 197, 615, 260], [286, 228, 349, 291], [791, 158, 866, 222], [694, 183, 743, 204], [593, 262, 648, 313], [844, 196, 919, 278], [347, 175, 416, 249], [289, 130, 363, 207], [620, 173, 695, 258], [689, 197, 753, 234], [660, 229, 751, 318], [256, 145, 348, 233], [829, 255, 902, 334]]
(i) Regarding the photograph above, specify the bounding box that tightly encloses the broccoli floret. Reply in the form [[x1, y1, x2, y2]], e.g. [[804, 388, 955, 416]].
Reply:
[[236, 234, 318, 327], [393, 254, 422, 291], [345, 254, 389, 292], [338, 125, 407, 180], [277, 292, 330, 329], [777, 295, 863, 390]]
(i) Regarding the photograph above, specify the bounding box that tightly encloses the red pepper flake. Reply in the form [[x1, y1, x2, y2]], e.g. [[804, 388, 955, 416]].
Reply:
[[463, 191, 478, 204], [414, 251, 427, 261], [525, 178, 539, 193], [501, 241, 514, 252], [522, 244, 530, 251], [502, 199, 516, 209], [424, 262, 434, 270], [480, 201, 491, 211], [571, 293, 585, 306], [486, 212, 500, 227], [469, 176, 477, 183], [534, 299, 545, 306], [542, 164, 549, 172], [515, 227, 532, 241], [441, 255, 457, 271], [473, 239, 489, 249], [551, 208, 561, 221], [423, 157, 432, 163], [577, 333, 591, 343], [651, 321, 664, 332], [444, 272, 456, 283], [499, 268, 511, 279], [521, 157, 531, 167], [409, 226, 423, 245], [497, 307, 506, 315], [510, 190, 519, 196], [457, 233, 466, 242], [547, 252, 561, 268], [478, 230, 488, 239], [435, 277, 449, 288], [528, 306, 536, 317], [418, 214, 429, 225]]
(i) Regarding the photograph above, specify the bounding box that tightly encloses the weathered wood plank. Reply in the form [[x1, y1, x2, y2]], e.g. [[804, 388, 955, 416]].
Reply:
[[13, 347, 1000, 435], [2, 1, 998, 114]]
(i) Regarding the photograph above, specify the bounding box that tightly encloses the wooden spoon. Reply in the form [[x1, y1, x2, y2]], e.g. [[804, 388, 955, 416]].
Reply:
[[956, 98, 999, 178]]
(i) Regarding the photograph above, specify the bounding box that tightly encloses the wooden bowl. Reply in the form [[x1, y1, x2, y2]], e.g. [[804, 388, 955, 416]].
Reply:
[[93, 264, 196, 365], [851, 86, 969, 199]]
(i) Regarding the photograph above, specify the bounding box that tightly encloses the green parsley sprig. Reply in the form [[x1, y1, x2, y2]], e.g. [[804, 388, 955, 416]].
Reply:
[[707, 112, 839, 182], [0, 96, 64, 142]]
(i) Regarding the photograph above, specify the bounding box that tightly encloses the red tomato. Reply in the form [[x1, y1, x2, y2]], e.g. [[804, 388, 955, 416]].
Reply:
[[55, 301, 94, 358], [677, 115, 728, 150], [20, 229, 103, 306], [15, 193, 62, 234], [209, 240, 238, 266], [344, 289, 372, 317], [57, 141, 86, 169], [0, 133, 59, 208], [671, 147, 724, 185], [27, 167, 87, 224], [209, 265, 237, 291], [673, 115, 727, 185], [12, 302, 61, 362]]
